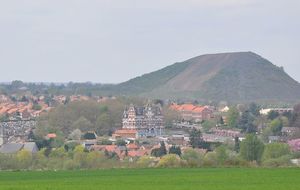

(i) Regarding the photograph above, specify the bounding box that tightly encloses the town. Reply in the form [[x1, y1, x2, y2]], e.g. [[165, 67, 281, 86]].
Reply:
[[1, 84, 300, 169]]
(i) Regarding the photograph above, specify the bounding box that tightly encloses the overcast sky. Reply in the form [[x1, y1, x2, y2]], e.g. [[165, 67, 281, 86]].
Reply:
[[0, 0, 299, 83]]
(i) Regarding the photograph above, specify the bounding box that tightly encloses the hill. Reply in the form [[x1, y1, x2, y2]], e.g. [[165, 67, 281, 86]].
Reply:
[[116, 52, 300, 102]]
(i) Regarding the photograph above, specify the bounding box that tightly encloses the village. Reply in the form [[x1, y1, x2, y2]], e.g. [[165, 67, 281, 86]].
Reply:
[[1, 92, 300, 168]]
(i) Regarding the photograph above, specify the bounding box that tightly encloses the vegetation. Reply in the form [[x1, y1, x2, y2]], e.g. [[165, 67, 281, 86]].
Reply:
[[240, 134, 265, 163], [1, 168, 300, 190]]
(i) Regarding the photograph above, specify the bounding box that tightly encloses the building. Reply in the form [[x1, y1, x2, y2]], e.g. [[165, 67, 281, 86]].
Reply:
[[0, 142, 38, 154], [170, 104, 214, 122], [260, 108, 293, 115], [112, 129, 138, 139], [121, 104, 164, 137]]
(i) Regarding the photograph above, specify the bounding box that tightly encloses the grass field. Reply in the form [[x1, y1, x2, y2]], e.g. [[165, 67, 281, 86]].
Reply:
[[0, 168, 300, 190]]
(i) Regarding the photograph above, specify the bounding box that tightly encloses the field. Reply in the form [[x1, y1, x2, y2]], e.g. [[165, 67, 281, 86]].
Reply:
[[0, 168, 300, 190]]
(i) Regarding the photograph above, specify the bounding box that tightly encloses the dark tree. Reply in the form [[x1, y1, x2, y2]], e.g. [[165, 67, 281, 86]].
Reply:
[[189, 128, 203, 148], [249, 103, 260, 116], [151, 141, 167, 157], [238, 111, 257, 133], [169, 145, 181, 156], [267, 110, 279, 120], [234, 137, 240, 153]]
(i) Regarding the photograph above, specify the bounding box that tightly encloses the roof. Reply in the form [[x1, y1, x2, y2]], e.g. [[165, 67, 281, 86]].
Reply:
[[47, 133, 57, 138], [23, 142, 39, 153], [114, 129, 137, 134], [127, 150, 147, 157], [127, 143, 139, 150], [170, 104, 210, 113], [0, 143, 24, 154]]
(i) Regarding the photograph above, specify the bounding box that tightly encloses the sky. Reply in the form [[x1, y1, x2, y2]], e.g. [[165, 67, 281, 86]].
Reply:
[[0, 0, 299, 84]]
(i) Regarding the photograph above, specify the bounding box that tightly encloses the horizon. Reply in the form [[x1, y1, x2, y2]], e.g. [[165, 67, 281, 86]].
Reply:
[[0, 0, 300, 83]]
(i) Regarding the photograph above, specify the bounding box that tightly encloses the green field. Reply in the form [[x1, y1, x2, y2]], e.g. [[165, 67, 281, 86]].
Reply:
[[0, 168, 300, 190]]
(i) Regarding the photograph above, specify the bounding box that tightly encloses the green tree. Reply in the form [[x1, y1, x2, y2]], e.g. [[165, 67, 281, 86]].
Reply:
[[215, 145, 229, 165], [268, 118, 283, 135], [227, 107, 239, 128], [240, 134, 264, 163]]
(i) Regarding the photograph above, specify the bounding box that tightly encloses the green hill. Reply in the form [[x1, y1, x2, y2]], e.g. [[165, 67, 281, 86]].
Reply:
[[115, 52, 300, 102]]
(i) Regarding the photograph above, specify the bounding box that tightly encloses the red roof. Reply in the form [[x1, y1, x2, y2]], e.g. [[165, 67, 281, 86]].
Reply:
[[170, 104, 208, 113], [114, 129, 137, 134], [127, 150, 147, 157], [47, 133, 57, 138], [127, 143, 139, 150]]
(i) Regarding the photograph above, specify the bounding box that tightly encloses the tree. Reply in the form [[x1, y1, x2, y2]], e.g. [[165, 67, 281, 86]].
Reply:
[[262, 143, 290, 160], [202, 120, 217, 133], [268, 118, 283, 135], [72, 117, 93, 132], [268, 110, 279, 120], [234, 137, 240, 153], [163, 107, 180, 128], [219, 117, 224, 125], [116, 139, 126, 146], [215, 145, 228, 165], [189, 128, 203, 148], [238, 110, 256, 133], [240, 134, 264, 163], [68, 129, 82, 140], [169, 145, 181, 156], [32, 103, 42, 111], [227, 107, 239, 128], [249, 103, 260, 117], [151, 142, 167, 157]]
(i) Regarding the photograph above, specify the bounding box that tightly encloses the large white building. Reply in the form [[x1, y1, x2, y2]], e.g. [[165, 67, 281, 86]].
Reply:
[[122, 104, 164, 137]]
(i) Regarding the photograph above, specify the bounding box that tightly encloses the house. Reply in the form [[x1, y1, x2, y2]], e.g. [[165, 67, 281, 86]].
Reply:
[[170, 104, 213, 122], [0, 142, 38, 154], [122, 104, 164, 137], [112, 129, 138, 139], [282, 127, 298, 136], [260, 108, 293, 115]]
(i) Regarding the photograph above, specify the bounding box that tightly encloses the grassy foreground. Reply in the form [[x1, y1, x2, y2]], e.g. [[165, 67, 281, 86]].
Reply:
[[0, 168, 300, 190]]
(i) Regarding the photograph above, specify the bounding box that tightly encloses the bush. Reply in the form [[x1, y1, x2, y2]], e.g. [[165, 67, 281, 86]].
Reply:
[[157, 154, 183, 168], [262, 155, 292, 167], [137, 156, 156, 168], [263, 143, 290, 161], [181, 148, 204, 167], [203, 152, 218, 167]]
